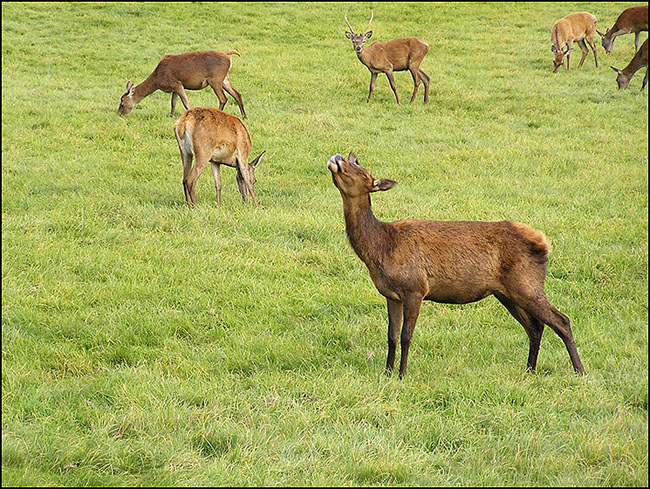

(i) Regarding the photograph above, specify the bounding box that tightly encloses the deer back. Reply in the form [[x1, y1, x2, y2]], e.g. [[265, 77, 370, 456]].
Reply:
[[155, 51, 234, 90]]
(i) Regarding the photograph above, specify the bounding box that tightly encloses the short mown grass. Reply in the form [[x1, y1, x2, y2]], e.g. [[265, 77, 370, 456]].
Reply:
[[2, 2, 648, 486]]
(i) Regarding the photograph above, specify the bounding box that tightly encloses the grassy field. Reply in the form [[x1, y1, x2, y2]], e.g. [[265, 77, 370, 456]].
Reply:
[[2, 2, 648, 486]]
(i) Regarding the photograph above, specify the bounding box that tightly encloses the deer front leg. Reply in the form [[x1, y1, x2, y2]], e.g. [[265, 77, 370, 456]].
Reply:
[[398, 293, 423, 379], [170, 92, 179, 117], [565, 41, 573, 70], [175, 84, 191, 112], [385, 70, 400, 103], [385, 298, 403, 375], [367, 72, 378, 102], [634, 31, 640, 52]]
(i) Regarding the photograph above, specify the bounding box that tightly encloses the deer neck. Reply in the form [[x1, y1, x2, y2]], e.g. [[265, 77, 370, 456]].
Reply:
[[342, 194, 388, 265], [357, 47, 375, 67], [133, 74, 159, 103]]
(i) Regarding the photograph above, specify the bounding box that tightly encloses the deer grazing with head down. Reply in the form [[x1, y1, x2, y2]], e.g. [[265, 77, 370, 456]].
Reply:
[[597, 5, 648, 55], [328, 152, 586, 379], [551, 12, 599, 73], [344, 12, 430, 104], [118, 50, 246, 119], [611, 38, 648, 89], [174, 107, 264, 208]]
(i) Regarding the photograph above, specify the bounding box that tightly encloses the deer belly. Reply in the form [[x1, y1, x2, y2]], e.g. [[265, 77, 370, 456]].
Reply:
[[425, 280, 493, 304], [210, 145, 236, 165]]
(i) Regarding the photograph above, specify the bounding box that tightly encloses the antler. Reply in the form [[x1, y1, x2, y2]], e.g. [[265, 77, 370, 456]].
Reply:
[[363, 11, 374, 33], [344, 14, 355, 33]]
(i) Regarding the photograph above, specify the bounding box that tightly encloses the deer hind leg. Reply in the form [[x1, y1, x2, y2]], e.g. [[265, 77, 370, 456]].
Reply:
[[222, 75, 246, 119], [385, 298, 404, 375], [577, 40, 589, 68], [210, 162, 222, 205], [175, 129, 194, 207], [586, 35, 599, 68], [208, 81, 229, 111], [642, 69, 648, 90], [408, 64, 421, 104], [419, 69, 430, 103], [509, 289, 585, 375], [495, 293, 545, 372], [185, 148, 210, 207], [385, 70, 400, 104]]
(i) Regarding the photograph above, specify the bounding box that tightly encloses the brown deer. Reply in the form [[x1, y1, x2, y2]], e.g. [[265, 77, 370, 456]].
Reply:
[[118, 50, 246, 118], [551, 12, 599, 73], [344, 12, 430, 104], [597, 5, 648, 55], [173, 107, 264, 208], [611, 38, 648, 89], [328, 152, 586, 379]]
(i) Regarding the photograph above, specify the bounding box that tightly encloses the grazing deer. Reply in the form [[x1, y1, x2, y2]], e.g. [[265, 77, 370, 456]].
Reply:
[[611, 38, 648, 89], [551, 12, 599, 73], [118, 50, 246, 118], [328, 152, 586, 379], [344, 12, 430, 103], [597, 5, 648, 54], [173, 107, 264, 207]]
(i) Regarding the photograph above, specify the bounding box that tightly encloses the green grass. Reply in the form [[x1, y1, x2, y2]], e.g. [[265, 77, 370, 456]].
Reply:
[[2, 1, 648, 486]]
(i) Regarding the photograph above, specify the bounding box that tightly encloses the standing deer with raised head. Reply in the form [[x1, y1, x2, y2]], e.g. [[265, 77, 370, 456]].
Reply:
[[328, 152, 586, 379], [551, 12, 599, 73], [597, 5, 648, 55], [611, 38, 648, 89], [345, 12, 430, 104], [174, 107, 264, 208], [118, 50, 246, 119]]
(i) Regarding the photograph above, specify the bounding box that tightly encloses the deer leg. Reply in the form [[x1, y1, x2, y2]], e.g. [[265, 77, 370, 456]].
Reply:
[[398, 293, 423, 379], [385, 298, 403, 375], [385, 70, 400, 104], [177, 142, 194, 207], [512, 291, 585, 375], [577, 40, 589, 68], [495, 294, 545, 372], [408, 66, 420, 104], [209, 82, 228, 111], [176, 85, 191, 112], [419, 69, 430, 103], [367, 72, 378, 102], [634, 31, 640, 52], [185, 150, 209, 207], [170, 92, 179, 117], [586, 36, 599, 68], [222, 75, 246, 119], [210, 162, 222, 205], [565, 41, 573, 70]]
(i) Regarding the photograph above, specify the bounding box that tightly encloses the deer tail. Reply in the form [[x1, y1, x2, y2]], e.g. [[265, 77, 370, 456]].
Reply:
[[509, 221, 551, 259]]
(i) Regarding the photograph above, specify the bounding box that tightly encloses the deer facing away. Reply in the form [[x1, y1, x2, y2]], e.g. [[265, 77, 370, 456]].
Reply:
[[551, 12, 599, 73], [345, 12, 430, 104], [174, 107, 264, 207], [328, 152, 586, 379], [597, 5, 648, 55], [118, 50, 246, 119], [611, 38, 648, 89]]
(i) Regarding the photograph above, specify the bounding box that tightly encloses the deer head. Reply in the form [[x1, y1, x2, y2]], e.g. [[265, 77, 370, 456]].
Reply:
[[344, 12, 374, 53], [117, 81, 136, 115], [236, 151, 265, 200], [328, 152, 396, 198], [597, 28, 614, 54], [552, 46, 570, 73], [610, 65, 630, 89]]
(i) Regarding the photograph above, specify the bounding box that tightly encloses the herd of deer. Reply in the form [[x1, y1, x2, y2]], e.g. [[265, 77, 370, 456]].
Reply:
[[116, 6, 647, 379]]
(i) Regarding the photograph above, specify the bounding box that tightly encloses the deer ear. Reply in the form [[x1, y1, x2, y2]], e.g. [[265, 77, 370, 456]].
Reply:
[[371, 179, 397, 192], [365, 30, 373, 39], [347, 152, 357, 165], [345, 31, 353, 39], [551, 46, 557, 53], [610, 65, 621, 74], [250, 151, 265, 168]]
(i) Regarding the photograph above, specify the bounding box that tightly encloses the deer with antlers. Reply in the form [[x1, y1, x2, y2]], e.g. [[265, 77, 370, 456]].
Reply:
[[344, 12, 430, 104]]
